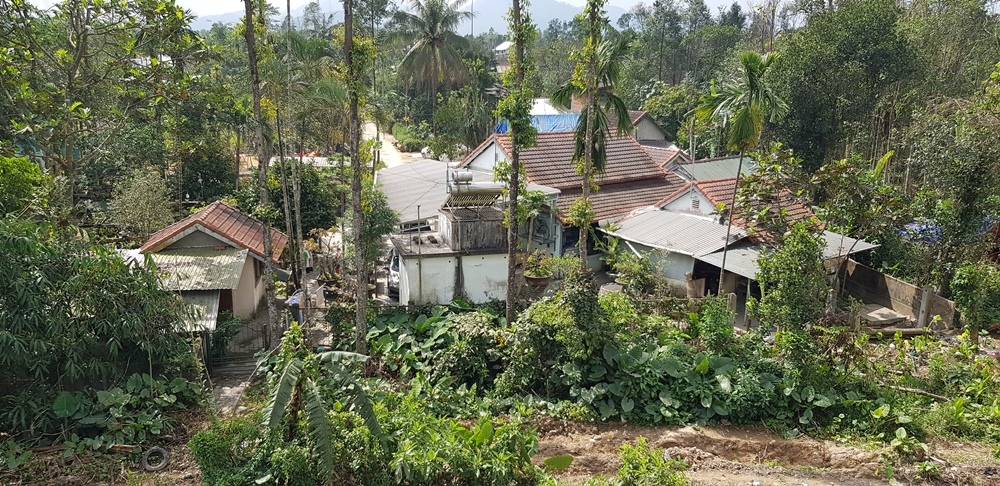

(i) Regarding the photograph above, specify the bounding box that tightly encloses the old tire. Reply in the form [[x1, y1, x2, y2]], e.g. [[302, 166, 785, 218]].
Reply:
[[141, 446, 169, 472]]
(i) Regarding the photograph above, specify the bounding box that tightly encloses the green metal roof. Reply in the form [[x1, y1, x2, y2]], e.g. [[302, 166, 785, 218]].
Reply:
[[150, 247, 247, 291]]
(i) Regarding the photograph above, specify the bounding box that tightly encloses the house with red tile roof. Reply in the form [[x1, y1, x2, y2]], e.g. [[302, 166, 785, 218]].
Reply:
[[140, 201, 290, 325], [598, 178, 876, 326], [459, 130, 688, 263]]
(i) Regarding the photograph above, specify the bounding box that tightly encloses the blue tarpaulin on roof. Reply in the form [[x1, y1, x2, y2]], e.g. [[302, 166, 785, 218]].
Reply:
[[495, 114, 580, 134]]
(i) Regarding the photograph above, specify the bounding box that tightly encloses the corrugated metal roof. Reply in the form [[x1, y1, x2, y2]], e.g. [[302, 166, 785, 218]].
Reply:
[[179, 290, 220, 332], [697, 244, 762, 279], [696, 230, 880, 280], [821, 231, 879, 258], [605, 210, 746, 256], [376, 159, 556, 225], [675, 157, 756, 181], [150, 247, 247, 291]]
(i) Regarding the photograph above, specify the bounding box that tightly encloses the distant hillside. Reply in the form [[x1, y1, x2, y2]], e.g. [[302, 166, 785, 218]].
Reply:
[[189, 1, 623, 36]]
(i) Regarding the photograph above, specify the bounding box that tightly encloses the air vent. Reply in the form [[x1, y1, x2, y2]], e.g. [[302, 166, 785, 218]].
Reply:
[[691, 195, 700, 211]]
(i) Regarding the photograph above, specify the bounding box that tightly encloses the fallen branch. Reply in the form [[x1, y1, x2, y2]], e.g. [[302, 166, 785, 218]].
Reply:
[[882, 384, 950, 402]]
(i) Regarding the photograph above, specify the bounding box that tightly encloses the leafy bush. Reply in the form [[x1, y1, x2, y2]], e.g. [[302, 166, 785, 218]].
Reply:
[[616, 437, 689, 486], [0, 218, 200, 445], [391, 123, 428, 153], [427, 310, 504, 390]]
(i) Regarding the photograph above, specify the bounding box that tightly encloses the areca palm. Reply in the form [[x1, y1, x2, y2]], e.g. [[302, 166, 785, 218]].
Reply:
[[552, 19, 634, 269], [697, 50, 788, 294], [391, 0, 472, 114]]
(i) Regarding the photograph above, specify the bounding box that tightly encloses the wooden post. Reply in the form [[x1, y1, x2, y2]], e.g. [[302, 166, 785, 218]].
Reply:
[[917, 286, 932, 328]]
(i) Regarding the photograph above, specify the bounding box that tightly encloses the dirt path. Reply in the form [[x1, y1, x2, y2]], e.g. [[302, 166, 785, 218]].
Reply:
[[364, 121, 422, 168], [531, 419, 1000, 485]]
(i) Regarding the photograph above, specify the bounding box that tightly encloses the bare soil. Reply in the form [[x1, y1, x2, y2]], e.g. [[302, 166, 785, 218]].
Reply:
[[530, 418, 1000, 485], [8, 413, 1000, 485]]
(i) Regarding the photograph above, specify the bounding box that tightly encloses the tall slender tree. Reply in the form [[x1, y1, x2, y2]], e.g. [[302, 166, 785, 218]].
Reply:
[[697, 50, 788, 294], [244, 0, 280, 345], [497, 0, 538, 323], [552, 3, 633, 269], [344, 0, 368, 354]]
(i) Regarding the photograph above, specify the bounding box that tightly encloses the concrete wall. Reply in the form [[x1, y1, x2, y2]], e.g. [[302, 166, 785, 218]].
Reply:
[[232, 256, 262, 319], [843, 259, 955, 327], [634, 118, 667, 141], [399, 252, 508, 305], [661, 188, 713, 216]]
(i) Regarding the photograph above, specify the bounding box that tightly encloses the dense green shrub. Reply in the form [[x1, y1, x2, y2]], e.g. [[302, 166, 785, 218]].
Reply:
[[0, 218, 200, 445], [427, 310, 504, 389], [391, 123, 428, 152]]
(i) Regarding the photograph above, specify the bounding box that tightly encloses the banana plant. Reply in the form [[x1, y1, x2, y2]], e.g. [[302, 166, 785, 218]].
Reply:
[[261, 323, 383, 480]]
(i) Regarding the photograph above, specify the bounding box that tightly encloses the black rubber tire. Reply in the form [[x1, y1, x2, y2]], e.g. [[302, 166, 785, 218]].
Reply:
[[141, 446, 169, 472]]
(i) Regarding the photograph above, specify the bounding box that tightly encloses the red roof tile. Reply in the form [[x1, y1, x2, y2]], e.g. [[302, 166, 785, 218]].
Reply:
[[494, 131, 671, 190], [141, 201, 289, 262], [689, 178, 819, 241], [641, 144, 689, 168], [462, 131, 689, 222], [628, 110, 647, 125], [557, 176, 688, 221]]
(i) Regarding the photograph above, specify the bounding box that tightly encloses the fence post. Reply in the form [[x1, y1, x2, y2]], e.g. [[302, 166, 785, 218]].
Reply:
[[917, 286, 932, 328]]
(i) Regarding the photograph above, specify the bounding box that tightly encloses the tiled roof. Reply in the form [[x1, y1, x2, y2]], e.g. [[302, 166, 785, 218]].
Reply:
[[494, 131, 670, 190], [141, 201, 289, 262], [628, 110, 647, 125], [691, 178, 819, 241], [641, 144, 689, 169], [557, 176, 688, 221], [463, 131, 689, 222]]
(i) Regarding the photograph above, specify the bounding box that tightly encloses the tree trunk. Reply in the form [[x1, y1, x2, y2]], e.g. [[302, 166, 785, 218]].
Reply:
[[581, 1, 599, 271], [244, 0, 279, 347], [344, 0, 368, 355], [716, 151, 744, 295], [276, 113, 299, 292], [505, 0, 525, 325]]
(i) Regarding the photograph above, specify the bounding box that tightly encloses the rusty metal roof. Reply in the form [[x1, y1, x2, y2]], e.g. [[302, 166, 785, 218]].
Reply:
[[149, 247, 247, 291]]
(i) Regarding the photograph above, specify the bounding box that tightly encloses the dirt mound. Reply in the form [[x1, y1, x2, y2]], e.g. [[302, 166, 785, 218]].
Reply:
[[533, 421, 885, 485]]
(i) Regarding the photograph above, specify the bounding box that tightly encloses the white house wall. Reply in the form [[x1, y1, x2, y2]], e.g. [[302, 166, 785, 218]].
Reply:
[[233, 256, 262, 319], [461, 254, 509, 302], [399, 253, 509, 305], [628, 241, 695, 294], [661, 189, 713, 216], [400, 256, 456, 305], [467, 141, 505, 172]]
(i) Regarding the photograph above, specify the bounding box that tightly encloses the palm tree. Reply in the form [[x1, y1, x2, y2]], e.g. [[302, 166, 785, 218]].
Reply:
[[391, 0, 473, 118], [552, 15, 634, 269], [697, 50, 788, 294]]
